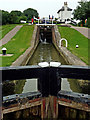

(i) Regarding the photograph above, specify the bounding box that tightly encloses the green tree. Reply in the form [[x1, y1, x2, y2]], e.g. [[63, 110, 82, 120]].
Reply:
[[2, 10, 10, 25], [10, 10, 22, 16], [9, 11, 20, 24], [0, 10, 2, 25], [73, 0, 90, 23], [23, 8, 39, 21], [19, 15, 27, 21]]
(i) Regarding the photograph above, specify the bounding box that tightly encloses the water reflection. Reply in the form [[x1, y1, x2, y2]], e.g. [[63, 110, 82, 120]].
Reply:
[[61, 78, 72, 92], [22, 79, 38, 93]]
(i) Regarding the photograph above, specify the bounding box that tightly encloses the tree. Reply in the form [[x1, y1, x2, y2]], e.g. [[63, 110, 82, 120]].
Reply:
[[0, 10, 2, 25], [2, 10, 10, 25], [9, 11, 20, 24], [19, 16, 27, 21], [23, 8, 39, 21], [10, 10, 22, 16], [73, 0, 90, 23]]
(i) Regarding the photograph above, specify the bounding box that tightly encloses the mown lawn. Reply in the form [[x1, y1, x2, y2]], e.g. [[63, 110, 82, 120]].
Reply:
[[0, 25, 34, 67], [58, 26, 88, 64], [0, 24, 17, 40]]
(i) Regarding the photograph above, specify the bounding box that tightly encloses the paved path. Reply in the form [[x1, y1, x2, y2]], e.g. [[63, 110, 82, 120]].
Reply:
[[70, 25, 90, 39], [0, 25, 23, 46]]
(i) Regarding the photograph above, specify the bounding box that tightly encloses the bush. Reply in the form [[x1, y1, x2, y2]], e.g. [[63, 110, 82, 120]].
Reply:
[[87, 18, 90, 28]]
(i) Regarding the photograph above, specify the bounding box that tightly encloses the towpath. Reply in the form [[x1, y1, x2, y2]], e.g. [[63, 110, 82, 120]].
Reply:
[[0, 25, 23, 46], [70, 25, 90, 39]]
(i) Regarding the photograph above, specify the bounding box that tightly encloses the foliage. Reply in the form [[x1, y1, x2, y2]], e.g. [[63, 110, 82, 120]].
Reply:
[[87, 17, 90, 28], [10, 10, 22, 16], [73, 0, 90, 23], [23, 8, 39, 21], [2, 10, 10, 25], [0, 10, 2, 25], [9, 12, 20, 24], [19, 16, 27, 22], [58, 26, 88, 64], [0, 25, 34, 67], [1, 8, 39, 25]]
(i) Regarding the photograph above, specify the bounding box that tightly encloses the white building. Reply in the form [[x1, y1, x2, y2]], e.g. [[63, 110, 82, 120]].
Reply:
[[57, 2, 72, 22]]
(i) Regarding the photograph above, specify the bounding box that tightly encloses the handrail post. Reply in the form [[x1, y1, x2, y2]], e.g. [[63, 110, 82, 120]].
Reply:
[[38, 19, 39, 24], [52, 19, 53, 24], [45, 18, 46, 25]]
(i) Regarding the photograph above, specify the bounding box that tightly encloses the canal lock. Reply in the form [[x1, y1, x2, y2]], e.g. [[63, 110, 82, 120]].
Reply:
[[2, 25, 90, 120]]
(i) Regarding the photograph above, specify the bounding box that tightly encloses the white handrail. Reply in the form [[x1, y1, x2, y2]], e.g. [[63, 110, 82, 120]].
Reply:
[[59, 38, 68, 47]]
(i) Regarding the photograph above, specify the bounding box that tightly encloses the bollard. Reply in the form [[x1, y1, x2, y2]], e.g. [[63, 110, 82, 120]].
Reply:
[[2, 48, 7, 55], [76, 45, 79, 48]]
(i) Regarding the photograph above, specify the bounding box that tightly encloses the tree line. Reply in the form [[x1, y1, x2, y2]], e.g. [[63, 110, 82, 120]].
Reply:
[[0, 8, 39, 25], [73, 0, 90, 27], [0, 0, 90, 26]]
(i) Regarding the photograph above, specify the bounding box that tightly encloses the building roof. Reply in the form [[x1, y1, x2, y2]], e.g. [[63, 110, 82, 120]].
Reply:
[[57, 7, 64, 13], [57, 6, 72, 13], [67, 7, 72, 11]]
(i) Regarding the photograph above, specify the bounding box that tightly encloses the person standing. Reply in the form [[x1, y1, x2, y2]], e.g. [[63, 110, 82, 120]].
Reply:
[[85, 19, 87, 26], [31, 18, 34, 24]]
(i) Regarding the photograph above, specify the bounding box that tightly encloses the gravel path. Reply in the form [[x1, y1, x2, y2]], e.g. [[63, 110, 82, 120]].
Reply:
[[0, 25, 23, 46], [71, 25, 90, 39]]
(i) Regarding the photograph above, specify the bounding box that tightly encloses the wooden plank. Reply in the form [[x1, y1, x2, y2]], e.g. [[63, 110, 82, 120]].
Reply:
[[58, 100, 90, 112], [3, 100, 42, 114]]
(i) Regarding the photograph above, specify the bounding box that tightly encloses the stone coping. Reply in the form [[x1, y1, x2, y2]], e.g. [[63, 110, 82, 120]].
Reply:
[[11, 25, 39, 66], [53, 25, 87, 66], [59, 47, 87, 66], [0, 54, 13, 56]]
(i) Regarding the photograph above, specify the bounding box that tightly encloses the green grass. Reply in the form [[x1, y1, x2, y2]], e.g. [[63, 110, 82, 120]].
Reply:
[[0, 25, 34, 67], [0, 24, 17, 40], [58, 26, 88, 64]]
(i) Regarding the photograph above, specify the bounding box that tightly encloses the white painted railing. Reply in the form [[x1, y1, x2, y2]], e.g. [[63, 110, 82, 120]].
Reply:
[[59, 38, 68, 47], [37, 19, 54, 25]]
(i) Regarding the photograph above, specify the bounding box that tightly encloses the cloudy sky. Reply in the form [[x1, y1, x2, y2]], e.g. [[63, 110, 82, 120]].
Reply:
[[0, 0, 81, 18]]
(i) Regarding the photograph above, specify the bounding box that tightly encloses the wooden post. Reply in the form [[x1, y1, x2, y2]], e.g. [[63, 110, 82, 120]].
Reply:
[[41, 96, 58, 119], [45, 18, 46, 25], [0, 107, 3, 120], [52, 19, 53, 24], [41, 98, 46, 119], [38, 19, 39, 24], [53, 96, 58, 118]]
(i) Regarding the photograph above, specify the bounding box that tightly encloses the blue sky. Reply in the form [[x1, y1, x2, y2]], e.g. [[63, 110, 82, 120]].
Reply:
[[0, 0, 82, 18]]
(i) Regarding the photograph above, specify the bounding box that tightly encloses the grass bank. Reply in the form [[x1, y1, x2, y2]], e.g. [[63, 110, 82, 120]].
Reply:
[[58, 26, 88, 64], [0, 24, 17, 40], [0, 25, 34, 67]]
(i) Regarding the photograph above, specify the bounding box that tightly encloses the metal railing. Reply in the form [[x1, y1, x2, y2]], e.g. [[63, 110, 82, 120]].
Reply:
[[36, 19, 55, 25]]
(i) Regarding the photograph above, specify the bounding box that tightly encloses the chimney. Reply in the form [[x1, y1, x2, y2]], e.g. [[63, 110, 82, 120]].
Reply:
[[64, 2, 68, 6]]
